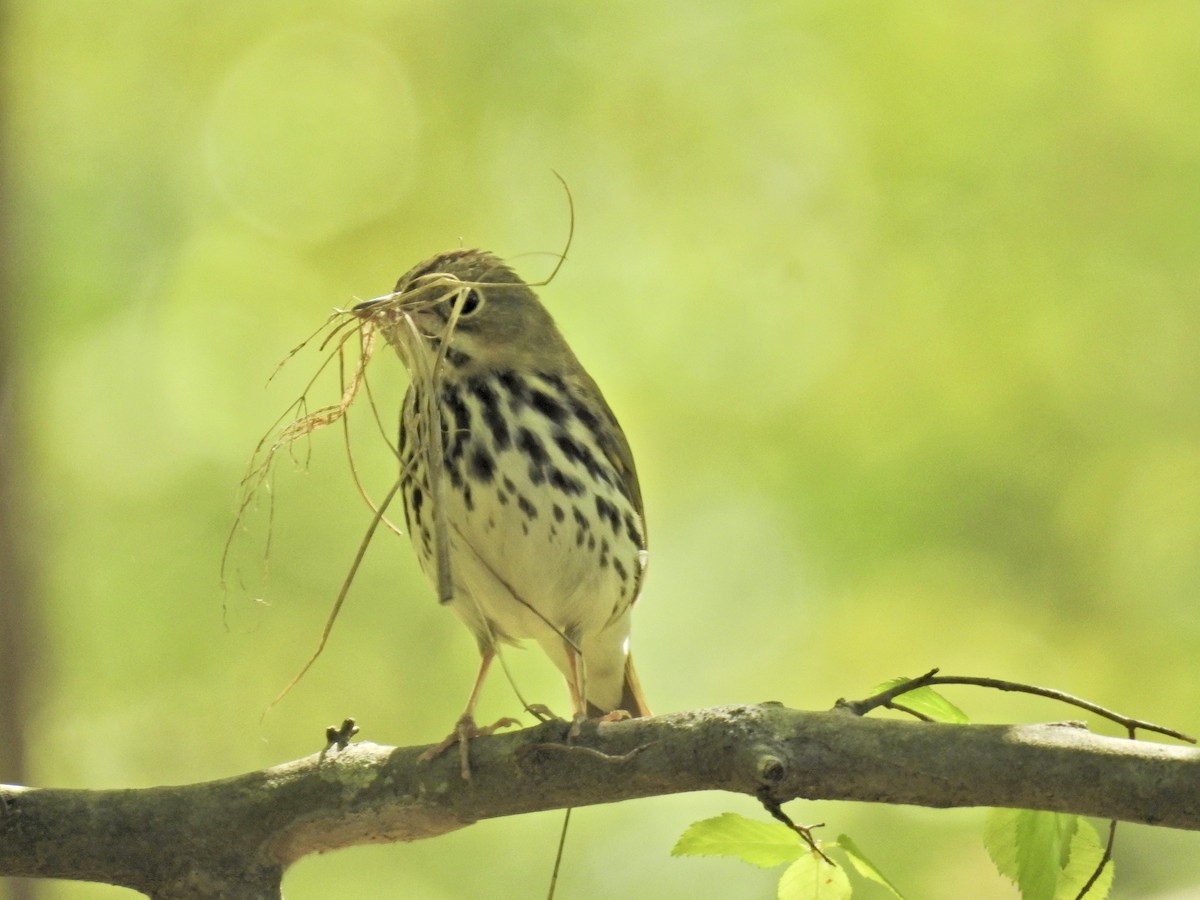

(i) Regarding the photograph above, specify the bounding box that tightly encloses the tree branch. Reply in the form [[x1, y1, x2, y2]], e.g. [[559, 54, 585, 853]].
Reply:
[[2, 704, 1197, 899]]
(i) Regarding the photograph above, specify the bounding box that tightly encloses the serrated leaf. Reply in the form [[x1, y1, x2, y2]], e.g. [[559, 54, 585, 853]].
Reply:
[[778, 851, 852, 900], [984, 808, 1078, 900], [873, 676, 969, 724], [1055, 820, 1113, 900], [835, 834, 908, 899], [672, 813, 804, 868]]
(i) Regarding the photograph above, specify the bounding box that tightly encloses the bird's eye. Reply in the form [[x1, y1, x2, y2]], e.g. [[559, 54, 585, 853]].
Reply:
[[456, 289, 482, 316]]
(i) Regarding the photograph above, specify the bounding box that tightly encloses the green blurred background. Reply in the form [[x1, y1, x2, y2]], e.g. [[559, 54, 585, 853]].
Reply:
[[2, 2, 1198, 898]]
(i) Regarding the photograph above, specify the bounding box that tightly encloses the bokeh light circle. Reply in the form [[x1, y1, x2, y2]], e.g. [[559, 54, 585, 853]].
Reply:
[[206, 23, 419, 243]]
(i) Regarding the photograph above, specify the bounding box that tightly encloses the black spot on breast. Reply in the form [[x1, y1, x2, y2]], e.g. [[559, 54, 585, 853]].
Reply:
[[441, 383, 471, 467], [517, 495, 537, 520], [530, 389, 568, 425], [442, 383, 470, 431], [401, 489, 415, 534], [570, 398, 602, 434], [469, 445, 495, 484], [624, 512, 643, 548], [470, 377, 510, 451], [517, 427, 549, 467], [444, 347, 472, 368], [547, 467, 585, 496], [554, 433, 612, 486], [613, 557, 629, 583], [552, 504, 565, 523], [498, 371, 527, 409], [594, 495, 620, 534], [519, 428, 551, 486]]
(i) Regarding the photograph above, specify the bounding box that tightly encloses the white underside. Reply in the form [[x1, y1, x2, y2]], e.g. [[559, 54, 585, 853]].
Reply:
[[412, 378, 646, 712]]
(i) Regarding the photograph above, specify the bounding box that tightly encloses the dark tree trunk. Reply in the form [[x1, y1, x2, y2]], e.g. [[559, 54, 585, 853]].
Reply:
[[0, 4, 41, 898]]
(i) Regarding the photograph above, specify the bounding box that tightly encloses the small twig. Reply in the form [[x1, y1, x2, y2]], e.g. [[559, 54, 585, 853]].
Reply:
[[1074, 818, 1117, 899], [843, 669, 1175, 898], [840, 668, 1195, 743], [837, 668, 944, 715], [318, 718, 361, 762], [888, 701, 932, 722], [755, 788, 834, 866]]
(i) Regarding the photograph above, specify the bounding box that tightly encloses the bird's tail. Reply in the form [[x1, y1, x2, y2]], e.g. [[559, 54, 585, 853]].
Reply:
[[587, 654, 651, 719]]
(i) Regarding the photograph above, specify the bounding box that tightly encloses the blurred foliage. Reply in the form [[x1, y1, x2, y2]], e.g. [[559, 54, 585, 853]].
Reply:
[[3, 1, 1199, 898]]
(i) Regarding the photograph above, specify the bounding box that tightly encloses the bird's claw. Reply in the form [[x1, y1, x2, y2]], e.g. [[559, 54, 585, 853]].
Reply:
[[419, 714, 520, 779]]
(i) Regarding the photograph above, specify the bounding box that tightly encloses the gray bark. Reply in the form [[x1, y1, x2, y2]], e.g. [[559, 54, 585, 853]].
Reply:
[[1, 705, 1197, 899]]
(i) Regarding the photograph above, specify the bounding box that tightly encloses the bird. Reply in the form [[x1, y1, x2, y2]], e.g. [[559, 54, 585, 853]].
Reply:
[[353, 248, 650, 775]]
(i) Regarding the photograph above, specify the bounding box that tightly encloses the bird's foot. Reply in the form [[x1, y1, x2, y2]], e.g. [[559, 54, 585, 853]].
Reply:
[[419, 714, 520, 779], [568, 711, 589, 740], [565, 707, 631, 740], [596, 709, 632, 723]]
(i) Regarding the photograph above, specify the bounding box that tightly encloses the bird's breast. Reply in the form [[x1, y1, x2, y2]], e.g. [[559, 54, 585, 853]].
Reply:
[[399, 369, 645, 642]]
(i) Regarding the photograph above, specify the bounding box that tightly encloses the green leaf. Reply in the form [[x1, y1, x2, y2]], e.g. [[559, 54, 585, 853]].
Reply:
[[873, 676, 970, 724], [835, 834, 908, 899], [778, 851, 852, 900], [1055, 821, 1113, 900], [672, 813, 804, 868], [984, 809, 1079, 900]]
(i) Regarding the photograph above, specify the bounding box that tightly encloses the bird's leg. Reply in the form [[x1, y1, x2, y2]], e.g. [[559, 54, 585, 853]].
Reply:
[[565, 644, 588, 738], [419, 649, 518, 779]]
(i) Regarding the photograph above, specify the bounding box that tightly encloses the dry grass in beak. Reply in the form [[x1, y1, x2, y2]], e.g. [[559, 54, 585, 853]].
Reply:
[[221, 273, 485, 710]]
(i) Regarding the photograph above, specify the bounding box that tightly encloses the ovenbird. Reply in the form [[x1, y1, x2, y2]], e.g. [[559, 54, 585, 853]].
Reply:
[[354, 249, 650, 770]]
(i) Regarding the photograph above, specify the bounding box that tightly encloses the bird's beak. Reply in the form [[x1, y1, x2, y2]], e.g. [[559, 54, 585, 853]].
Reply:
[[352, 293, 398, 315]]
